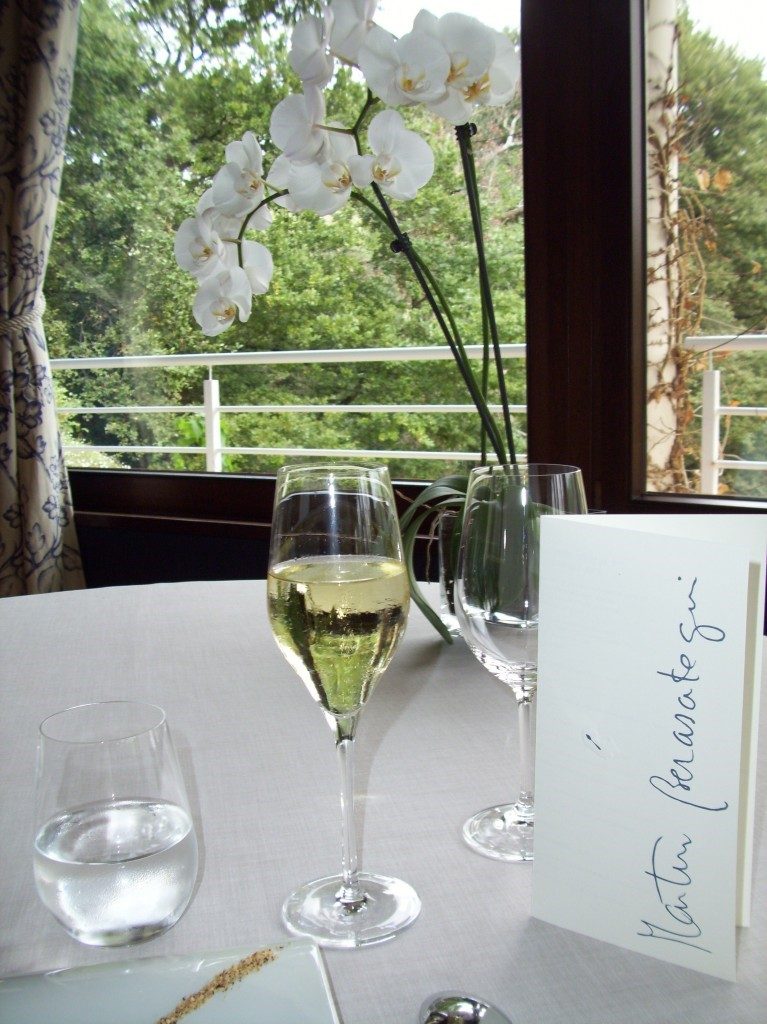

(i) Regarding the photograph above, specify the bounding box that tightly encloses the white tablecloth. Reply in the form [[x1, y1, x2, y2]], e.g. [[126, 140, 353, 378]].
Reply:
[[1, 581, 765, 1023]]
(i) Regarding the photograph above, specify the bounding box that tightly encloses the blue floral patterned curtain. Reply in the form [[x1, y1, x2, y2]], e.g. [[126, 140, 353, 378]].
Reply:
[[0, 0, 85, 595]]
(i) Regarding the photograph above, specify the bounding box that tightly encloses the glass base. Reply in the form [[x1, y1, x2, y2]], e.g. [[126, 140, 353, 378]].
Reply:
[[462, 803, 534, 862], [282, 872, 421, 949]]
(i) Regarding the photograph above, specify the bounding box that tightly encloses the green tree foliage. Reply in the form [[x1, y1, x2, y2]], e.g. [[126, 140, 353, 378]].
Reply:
[[678, 12, 767, 332], [125, 0, 317, 72]]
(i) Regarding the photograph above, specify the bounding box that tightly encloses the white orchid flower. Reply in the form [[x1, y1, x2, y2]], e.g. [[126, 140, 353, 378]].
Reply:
[[193, 267, 252, 337], [413, 11, 497, 125], [290, 14, 335, 88], [329, 0, 378, 64], [236, 240, 274, 295], [264, 154, 300, 212], [174, 210, 228, 280], [264, 154, 303, 213], [350, 108, 434, 201], [486, 31, 521, 106], [209, 131, 274, 229], [195, 189, 252, 241], [270, 86, 327, 164], [358, 25, 450, 107], [285, 129, 366, 216], [196, 187, 215, 216]]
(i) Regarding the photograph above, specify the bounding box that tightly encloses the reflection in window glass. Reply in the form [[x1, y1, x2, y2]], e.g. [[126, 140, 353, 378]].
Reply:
[[646, 0, 767, 497], [48, 0, 524, 481]]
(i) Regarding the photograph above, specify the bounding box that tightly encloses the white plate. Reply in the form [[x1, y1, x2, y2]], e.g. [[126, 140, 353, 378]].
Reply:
[[0, 940, 341, 1023]]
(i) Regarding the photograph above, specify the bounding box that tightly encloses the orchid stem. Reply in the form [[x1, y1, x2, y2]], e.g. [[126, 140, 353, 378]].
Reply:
[[353, 90, 379, 135], [352, 184, 507, 465], [237, 189, 289, 245], [481, 301, 490, 466], [455, 123, 517, 466]]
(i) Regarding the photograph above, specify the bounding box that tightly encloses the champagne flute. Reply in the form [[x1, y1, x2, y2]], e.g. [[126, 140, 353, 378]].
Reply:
[[267, 463, 420, 947], [455, 463, 587, 861]]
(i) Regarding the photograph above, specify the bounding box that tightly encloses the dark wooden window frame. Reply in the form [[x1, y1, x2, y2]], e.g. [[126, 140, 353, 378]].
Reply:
[[69, 0, 766, 581]]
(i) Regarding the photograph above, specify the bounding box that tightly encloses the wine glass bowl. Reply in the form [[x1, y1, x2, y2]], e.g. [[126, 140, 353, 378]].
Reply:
[[455, 464, 587, 861], [267, 463, 420, 947]]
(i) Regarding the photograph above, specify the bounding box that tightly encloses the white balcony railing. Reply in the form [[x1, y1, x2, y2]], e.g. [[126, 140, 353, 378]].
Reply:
[[51, 336, 766, 490], [52, 344, 527, 471], [683, 335, 767, 494]]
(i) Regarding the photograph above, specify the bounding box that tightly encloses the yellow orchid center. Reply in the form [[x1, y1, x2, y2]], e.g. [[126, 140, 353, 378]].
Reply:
[[463, 73, 491, 103], [192, 242, 213, 266], [323, 162, 352, 193], [398, 65, 426, 94], [447, 56, 470, 86], [372, 155, 400, 186], [214, 302, 236, 323]]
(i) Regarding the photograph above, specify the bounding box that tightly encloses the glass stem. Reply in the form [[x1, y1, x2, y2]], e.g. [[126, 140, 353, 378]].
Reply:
[[515, 695, 535, 819], [335, 716, 366, 912]]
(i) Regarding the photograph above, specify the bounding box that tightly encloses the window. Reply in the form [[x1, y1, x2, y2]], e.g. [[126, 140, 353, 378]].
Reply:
[[645, 0, 767, 499], [66, 0, 766, 588], [49, 0, 526, 484]]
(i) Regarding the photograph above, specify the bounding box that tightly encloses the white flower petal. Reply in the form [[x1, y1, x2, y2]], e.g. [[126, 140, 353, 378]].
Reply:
[[426, 88, 474, 126], [290, 15, 334, 88], [196, 187, 215, 216], [364, 110, 434, 200], [383, 163, 425, 200], [329, 0, 378, 63], [378, 134, 433, 198], [242, 131, 265, 169], [244, 203, 273, 232], [487, 31, 520, 105], [270, 91, 326, 163], [240, 240, 274, 294], [360, 26, 452, 107], [288, 160, 351, 216], [325, 124, 358, 163], [303, 84, 326, 127], [211, 211, 244, 240], [348, 153, 374, 189], [211, 160, 267, 216], [412, 9, 439, 35], [358, 25, 404, 106], [437, 14, 496, 84], [224, 131, 264, 175], [393, 30, 450, 104], [220, 239, 274, 295], [393, 130, 434, 182], [265, 154, 302, 212], [174, 213, 227, 280], [192, 268, 252, 337], [367, 108, 406, 154]]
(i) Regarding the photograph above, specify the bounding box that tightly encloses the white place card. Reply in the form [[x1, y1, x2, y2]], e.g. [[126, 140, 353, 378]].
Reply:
[[532, 515, 767, 981]]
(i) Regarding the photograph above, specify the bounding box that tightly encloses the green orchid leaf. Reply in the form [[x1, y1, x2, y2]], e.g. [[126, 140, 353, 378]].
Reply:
[[402, 503, 455, 644], [399, 479, 467, 532]]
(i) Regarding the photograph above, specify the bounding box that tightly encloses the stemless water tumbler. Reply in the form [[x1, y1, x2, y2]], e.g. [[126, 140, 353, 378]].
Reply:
[[33, 701, 198, 946]]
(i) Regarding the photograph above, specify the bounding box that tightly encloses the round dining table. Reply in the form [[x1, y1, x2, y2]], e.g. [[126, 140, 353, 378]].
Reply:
[[1, 580, 765, 1023]]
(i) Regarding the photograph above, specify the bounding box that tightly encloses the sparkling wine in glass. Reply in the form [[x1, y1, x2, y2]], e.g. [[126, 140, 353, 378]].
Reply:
[[267, 463, 420, 947], [455, 463, 587, 861]]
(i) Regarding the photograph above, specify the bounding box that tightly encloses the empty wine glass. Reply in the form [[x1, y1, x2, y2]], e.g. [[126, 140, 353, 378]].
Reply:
[[455, 464, 587, 861], [267, 463, 420, 947]]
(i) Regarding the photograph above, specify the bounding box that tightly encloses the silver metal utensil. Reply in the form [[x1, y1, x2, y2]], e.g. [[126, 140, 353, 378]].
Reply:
[[420, 992, 513, 1024]]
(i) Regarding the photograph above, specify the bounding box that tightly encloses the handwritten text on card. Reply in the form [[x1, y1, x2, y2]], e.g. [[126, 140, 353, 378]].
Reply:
[[638, 576, 728, 955]]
